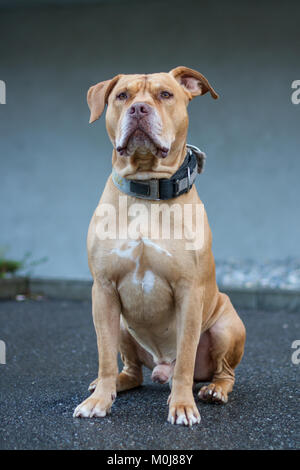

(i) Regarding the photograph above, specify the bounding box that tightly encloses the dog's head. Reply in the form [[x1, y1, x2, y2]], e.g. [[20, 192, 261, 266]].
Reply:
[[87, 66, 218, 178]]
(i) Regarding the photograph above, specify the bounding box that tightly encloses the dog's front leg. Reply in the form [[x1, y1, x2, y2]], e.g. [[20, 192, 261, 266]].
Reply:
[[168, 283, 203, 427], [73, 280, 120, 418]]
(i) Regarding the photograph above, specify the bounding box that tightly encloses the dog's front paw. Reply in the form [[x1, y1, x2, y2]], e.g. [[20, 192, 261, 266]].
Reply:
[[73, 391, 116, 418], [167, 395, 200, 427]]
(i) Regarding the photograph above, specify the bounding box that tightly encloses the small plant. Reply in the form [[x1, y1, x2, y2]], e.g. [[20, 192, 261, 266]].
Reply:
[[0, 247, 48, 279], [0, 258, 22, 278]]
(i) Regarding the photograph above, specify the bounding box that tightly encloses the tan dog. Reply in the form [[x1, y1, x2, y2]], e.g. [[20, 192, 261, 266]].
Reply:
[[73, 66, 246, 426]]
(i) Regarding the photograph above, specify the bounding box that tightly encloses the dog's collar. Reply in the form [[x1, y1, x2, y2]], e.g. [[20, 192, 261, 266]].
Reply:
[[111, 144, 205, 201]]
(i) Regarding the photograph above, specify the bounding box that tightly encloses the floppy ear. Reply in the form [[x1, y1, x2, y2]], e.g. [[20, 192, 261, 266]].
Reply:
[[87, 75, 121, 123], [169, 66, 219, 100]]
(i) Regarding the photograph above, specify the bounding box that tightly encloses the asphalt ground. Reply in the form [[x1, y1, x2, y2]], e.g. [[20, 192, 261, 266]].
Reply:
[[0, 299, 299, 450]]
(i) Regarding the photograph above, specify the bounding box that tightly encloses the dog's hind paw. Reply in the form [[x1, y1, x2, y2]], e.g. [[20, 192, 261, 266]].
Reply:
[[198, 383, 228, 404]]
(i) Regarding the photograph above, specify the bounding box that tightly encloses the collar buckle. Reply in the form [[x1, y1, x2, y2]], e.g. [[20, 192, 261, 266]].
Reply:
[[133, 179, 160, 200], [187, 166, 191, 191], [174, 179, 180, 195], [148, 179, 160, 200]]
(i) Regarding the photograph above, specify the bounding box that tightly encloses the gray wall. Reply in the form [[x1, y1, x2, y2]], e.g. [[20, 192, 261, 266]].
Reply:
[[0, 0, 299, 279]]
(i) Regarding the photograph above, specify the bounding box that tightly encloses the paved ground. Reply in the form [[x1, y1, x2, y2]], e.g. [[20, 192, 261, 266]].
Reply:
[[0, 299, 299, 450]]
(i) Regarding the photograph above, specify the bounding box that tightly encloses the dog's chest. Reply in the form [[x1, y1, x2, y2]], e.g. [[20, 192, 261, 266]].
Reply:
[[108, 238, 174, 323]]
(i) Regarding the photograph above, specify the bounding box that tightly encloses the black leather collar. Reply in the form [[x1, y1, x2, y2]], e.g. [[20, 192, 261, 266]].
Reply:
[[112, 144, 205, 201]]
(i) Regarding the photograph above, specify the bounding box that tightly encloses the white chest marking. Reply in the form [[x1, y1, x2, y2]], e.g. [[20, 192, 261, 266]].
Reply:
[[141, 238, 172, 257], [111, 240, 139, 261], [111, 239, 169, 292], [142, 270, 155, 293]]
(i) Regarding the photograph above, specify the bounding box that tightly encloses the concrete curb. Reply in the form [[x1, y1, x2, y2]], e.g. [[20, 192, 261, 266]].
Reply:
[[30, 278, 92, 301], [0, 277, 29, 299], [26, 278, 300, 312], [222, 286, 300, 312]]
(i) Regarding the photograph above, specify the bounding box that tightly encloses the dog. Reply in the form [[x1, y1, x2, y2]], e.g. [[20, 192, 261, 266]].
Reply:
[[73, 66, 246, 426]]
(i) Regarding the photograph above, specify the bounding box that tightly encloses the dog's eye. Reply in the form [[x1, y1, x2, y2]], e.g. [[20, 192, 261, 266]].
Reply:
[[116, 92, 128, 100], [160, 91, 173, 99]]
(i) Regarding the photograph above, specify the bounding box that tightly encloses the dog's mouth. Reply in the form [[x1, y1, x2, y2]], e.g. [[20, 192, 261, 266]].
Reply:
[[116, 129, 169, 159]]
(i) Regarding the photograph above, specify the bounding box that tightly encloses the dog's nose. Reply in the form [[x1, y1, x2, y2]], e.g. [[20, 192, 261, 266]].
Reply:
[[128, 102, 151, 118]]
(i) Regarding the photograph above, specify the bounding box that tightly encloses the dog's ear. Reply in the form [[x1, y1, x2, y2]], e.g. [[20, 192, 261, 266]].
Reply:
[[87, 75, 121, 123], [169, 66, 219, 100]]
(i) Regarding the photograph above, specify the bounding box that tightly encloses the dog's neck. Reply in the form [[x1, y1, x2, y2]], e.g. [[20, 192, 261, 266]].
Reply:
[[111, 145, 201, 201]]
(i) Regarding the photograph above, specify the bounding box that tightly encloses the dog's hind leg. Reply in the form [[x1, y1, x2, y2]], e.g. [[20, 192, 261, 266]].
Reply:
[[89, 317, 151, 393], [197, 293, 246, 404], [116, 318, 146, 392]]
